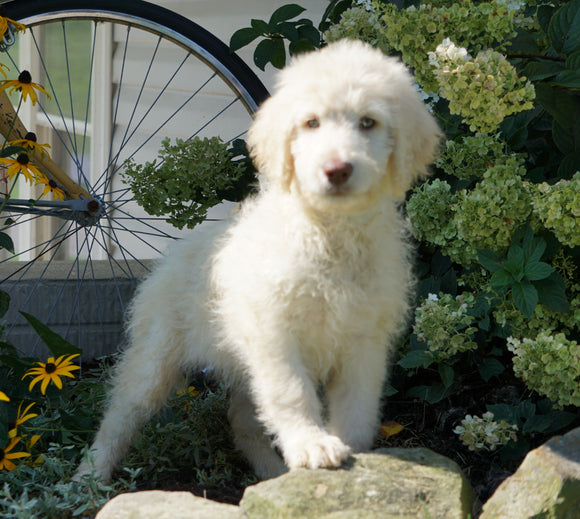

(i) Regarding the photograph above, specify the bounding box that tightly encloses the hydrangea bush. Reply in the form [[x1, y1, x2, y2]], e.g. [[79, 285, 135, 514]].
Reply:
[[413, 293, 478, 361], [331, 0, 579, 443], [507, 333, 580, 408]]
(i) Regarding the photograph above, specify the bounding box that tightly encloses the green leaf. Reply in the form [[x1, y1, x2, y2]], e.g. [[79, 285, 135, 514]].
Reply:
[[524, 261, 554, 281], [537, 4, 555, 34], [486, 403, 521, 426], [276, 22, 299, 42], [512, 281, 538, 318], [506, 244, 525, 271], [535, 83, 577, 128], [523, 414, 557, 434], [253, 38, 278, 70], [548, 0, 580, 54], [522, 61, 564, 81], [270, 38, 287, 69], [478, 358, 505, 382], [0, 145, 26, 158], [0, 232, 15, 254], [553, 69, 580, 89], [478, 249, 504, 272], [229, 27, 260, 52], [320, 0, 351, 29], [250, 19, 270, 34], [566, 50, 580, 70], [518, 399, 537, 420], [0, 290, 9, 319], [398, 350, 433, 369], [19, 312, 82, 358], [553, 120, 577, 154], [269, 4, 306, 26], [289, 38, 317, 56], [438, 364, 454, 388], [491, 268, 516, 289], [0, 422, 8, 448], [538, 410, 576, 434], [522, 234, 546, 264], [558, 151, 580, 176], [407, 384, 452, 404], [535, 272, 570, 313], [297, 24, 321, 46]]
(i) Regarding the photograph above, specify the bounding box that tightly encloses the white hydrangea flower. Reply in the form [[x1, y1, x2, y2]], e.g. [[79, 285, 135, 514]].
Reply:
[[454, 412, 518, 451], [497, 0, 525, 12], [433, 38, 470, 63]]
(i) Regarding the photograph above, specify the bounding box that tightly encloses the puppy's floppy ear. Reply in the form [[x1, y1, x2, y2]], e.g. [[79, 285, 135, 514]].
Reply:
[[247, 92, 295, 191], [387, 83, 442, 200]]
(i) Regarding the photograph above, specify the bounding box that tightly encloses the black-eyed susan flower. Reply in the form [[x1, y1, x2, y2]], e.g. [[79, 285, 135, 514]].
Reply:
[[0, 16, 26, 40], [23, 354, 80, 395], [0, 63, 8, 80], [37, 176, 65, 201], [0, 70, 51, 105], [176, 385, 200, 398], [0, 436, 30, 471], [8, 402, 38, 439], [0, 153, 43, 184], [9, 132, 51, 157], [0, 391, 9, 402]]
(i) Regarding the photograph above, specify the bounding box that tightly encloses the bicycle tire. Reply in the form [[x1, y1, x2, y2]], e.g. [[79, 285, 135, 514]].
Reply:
[[0, 0, 268, 358]]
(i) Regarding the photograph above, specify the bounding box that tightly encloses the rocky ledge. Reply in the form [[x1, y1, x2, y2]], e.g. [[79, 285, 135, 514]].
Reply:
[[96, 427, 580, 519]]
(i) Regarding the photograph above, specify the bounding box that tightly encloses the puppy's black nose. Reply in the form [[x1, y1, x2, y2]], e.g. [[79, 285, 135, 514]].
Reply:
[[323, 160, 353, 187]]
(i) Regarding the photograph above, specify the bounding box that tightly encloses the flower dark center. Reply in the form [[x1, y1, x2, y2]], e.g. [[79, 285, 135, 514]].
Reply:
[[45, 363, 56, 374], [48, 179, 57, 188], [16, 153, 29, 165], [24, 132, 37, 142], [18, 70, 32, 84]]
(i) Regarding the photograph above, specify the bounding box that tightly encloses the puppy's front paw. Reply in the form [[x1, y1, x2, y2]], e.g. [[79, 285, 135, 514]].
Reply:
[[284, 432, 351, 470]]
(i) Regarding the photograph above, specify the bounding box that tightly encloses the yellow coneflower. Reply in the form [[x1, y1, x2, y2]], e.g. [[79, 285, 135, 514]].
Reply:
[[0, 436, 30, 471], [8, 401, 38, 439], [0, 70, 51, 105], [8, 132, 51, 157], [0, 391, 9, 402], [0, 153, 43, 184], [37, 176, 65, 201], [23, 354, 81, 395], [0, 16, 26, 40]]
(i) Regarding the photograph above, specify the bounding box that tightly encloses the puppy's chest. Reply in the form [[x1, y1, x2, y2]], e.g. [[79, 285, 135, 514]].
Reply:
[[278, 243, 387, 322]]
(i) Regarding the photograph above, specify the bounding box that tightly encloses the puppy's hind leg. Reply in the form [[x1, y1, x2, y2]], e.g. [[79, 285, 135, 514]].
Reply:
[[76, 334, 184, 482], [228, 385, 288, 480]]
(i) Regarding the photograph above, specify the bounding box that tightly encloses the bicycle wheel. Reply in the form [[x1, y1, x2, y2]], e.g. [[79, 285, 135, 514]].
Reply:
[[0, 0, 268, 358]]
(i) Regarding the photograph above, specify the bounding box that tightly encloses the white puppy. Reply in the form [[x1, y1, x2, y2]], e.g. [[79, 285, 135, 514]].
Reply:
[[78, 39, 441, 481]]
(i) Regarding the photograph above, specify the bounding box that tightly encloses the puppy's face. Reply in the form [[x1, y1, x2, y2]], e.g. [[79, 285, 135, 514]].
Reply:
[[290, 98, 394, 213], [247, 41, 442, 213]]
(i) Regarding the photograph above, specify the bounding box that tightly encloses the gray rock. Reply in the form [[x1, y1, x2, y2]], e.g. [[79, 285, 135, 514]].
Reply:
[[95, 490, 240, 519], [480, 427, 580, 519], [94, 448, 478, 518], [240, 448, 478, 518]]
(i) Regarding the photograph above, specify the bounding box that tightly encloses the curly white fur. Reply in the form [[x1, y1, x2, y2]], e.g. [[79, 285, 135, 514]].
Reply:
[[77, 40, 441, 481]]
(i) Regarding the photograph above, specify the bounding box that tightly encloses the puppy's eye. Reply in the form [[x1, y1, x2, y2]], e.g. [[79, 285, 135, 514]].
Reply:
[[306, 118, 320, 129], [359, 117, 376, 130]]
